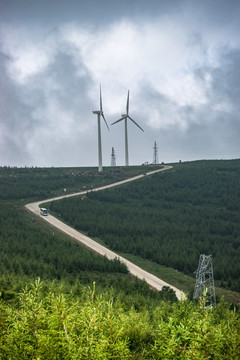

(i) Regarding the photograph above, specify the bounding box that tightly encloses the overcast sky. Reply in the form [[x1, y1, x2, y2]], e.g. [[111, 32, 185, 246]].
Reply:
[[0, 0, 239, 167]]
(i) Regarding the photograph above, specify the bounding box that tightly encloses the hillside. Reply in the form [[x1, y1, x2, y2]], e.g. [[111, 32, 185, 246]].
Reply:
[[0, 165, 159, 201], [0, 162, 240, 359], [49, 160, 240, 295], [0, 165, 175, 306]]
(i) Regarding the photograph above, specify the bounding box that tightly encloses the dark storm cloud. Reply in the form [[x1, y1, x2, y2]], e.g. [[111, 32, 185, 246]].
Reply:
[[0, 52, 33, 164], [0, 0, 183, 25], [18, 50, 96, 166], [136, 45, 240, 162], [40, 50, 93, 115], [175, 45, 240, 160], [209, 47, 240, 108], [0, 39, 96, 166], [0, 0, 240, 166]]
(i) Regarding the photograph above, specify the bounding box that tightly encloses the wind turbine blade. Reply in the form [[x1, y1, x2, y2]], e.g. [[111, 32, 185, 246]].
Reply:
[[102, 113, 110, 131], [111, 116, 126, 125], [99, 85, 103, 112], [126, 90, 129, 114], [128, 115, 144, 132]]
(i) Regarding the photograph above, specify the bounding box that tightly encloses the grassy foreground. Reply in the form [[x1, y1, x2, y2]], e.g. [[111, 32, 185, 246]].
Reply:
[[0, 279, 239, 359]]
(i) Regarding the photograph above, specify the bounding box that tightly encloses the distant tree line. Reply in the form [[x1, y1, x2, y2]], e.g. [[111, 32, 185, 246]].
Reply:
[[0, 165, 157, 201]]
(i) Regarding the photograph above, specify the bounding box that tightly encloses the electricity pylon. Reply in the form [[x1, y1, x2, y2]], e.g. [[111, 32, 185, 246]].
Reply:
[[193, 254, 216, 307], [153, 141, 159, 164], [111, 147, 116, 167]]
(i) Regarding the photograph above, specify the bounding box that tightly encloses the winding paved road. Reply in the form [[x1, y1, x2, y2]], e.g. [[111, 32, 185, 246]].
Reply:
[[25, 165, 185, 300]]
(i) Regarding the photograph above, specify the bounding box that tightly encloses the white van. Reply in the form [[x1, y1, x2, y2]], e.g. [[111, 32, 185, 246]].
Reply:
[[40, 208, 48, 216]]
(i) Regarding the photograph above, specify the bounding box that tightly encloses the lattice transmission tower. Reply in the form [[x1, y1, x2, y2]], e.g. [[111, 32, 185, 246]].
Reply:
[[153, 141, 159, 164], [111, 147, 116, 167], [193, 254, 216, 307]]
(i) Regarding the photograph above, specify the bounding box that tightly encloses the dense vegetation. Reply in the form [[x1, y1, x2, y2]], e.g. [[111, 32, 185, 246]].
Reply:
[[49, 160, 240, 293], [0, 279, 239, 359], [0, 200, 178, 307], [0, 162, 240, 358], [0, 165, 177, 308], [0, 201, 126, 278]]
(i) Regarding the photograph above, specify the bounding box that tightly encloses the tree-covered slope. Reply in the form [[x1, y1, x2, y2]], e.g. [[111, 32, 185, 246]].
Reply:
[[0, 163, 239, 358], [49, 160, 240, 292], [0, 164, 175, 305]]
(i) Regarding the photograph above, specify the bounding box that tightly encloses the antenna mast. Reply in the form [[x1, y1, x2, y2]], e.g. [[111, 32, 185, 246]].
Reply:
[[153, 141, 159, 164], [193, 254, 216, 307], [111, 147, 116, 167]]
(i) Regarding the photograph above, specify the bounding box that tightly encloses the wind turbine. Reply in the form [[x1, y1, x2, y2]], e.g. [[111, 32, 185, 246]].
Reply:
[[111, 90, 144, 166], [92, 86, 109, 172]]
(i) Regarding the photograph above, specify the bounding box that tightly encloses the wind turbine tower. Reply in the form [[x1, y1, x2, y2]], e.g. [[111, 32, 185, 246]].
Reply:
[[153, 141, 159, 164], [92, 86, 109, 172], [111, 147, 116, 167], [111, 91, 144, 166]]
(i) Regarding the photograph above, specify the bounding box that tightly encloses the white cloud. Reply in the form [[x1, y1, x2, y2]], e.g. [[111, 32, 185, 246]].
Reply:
[[8, 46, 52, 84], [0, 25, 55, 84], [59, 19, 218, 117]]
